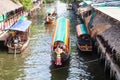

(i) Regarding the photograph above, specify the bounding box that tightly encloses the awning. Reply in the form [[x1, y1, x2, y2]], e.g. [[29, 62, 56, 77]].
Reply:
[[47, 7, 55, 15], [76, 24, 89, 36], [0, 0, 23, 15], [8, 20, 32, 32], [53, 17, 69, 46]]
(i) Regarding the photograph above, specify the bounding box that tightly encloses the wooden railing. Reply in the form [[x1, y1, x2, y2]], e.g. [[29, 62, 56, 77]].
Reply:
[[0, 11, 28, 31]]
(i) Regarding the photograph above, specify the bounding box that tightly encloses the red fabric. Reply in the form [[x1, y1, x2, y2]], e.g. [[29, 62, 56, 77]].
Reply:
[[55, 58, 62, 66]]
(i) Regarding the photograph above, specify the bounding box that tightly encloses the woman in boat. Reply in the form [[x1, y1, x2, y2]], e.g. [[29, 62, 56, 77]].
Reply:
[[51, 17, 70, 66]]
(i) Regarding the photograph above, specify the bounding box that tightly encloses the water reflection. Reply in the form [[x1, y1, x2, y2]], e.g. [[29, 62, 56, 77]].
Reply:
[[50, 60, 69, 80], [45, 24, 54, 35], [0, 52, 24, 80]]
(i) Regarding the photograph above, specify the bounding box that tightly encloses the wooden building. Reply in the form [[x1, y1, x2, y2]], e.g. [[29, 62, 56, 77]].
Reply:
[[0, 0, 25, 46]]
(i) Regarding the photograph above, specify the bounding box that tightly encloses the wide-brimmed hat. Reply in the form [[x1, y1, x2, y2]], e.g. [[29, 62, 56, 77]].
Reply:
[[55, 47, 62, 54]]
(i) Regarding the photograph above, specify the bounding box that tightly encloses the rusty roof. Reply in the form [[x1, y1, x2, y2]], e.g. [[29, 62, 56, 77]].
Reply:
[[94, 7, 120, 21], [101, 24, 120, 53], [0, 0, 23, 15]]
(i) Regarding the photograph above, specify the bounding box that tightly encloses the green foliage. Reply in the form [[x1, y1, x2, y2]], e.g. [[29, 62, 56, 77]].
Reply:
[[60, 0, 82, 3], [20, 0, 33, 10], [43, 0, 54, 4], [12, 0, 19, 3]]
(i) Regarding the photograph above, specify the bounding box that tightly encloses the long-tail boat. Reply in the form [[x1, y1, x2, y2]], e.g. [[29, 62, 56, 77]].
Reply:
[[51, 17, 70, 66], [76, 24, 93, 52], [45, 7, 56, 24], [6, 17, 32, 53]]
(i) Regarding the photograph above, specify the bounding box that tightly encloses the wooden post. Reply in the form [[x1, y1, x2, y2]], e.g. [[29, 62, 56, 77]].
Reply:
[[14, 44, 17, 58]]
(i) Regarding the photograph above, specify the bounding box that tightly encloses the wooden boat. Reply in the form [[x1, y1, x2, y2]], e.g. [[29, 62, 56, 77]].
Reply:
[[45, 7, 56, 24], [51, 17, 70, 66], [6, 18, 32, 53], [76, 24, 93, 52]]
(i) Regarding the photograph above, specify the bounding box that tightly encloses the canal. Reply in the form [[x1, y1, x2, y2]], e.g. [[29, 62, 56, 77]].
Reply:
[[0, 1, 106, 80]]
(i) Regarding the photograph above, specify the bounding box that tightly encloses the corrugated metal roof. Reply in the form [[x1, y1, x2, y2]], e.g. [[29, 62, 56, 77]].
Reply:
[[101, 24, 120, 53], [8, 20, 32, 31], [0, 0, 23, 15], [92, 0, 120, 3], [94, 7, 120, 21]]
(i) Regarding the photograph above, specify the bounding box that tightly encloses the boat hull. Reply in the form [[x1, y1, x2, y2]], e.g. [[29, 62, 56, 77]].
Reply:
[[51, 50, 70, 62], [45, 20, 54, 24], [7, 38, 30, 53], [76, 24, 93, 52], [51, 17, 70, 65], [77, 42, 92, 52], [45, 7, 56, 24]]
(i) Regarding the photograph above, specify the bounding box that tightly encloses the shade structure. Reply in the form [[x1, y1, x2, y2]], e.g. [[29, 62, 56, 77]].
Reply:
[[52, 17, 70, 46], [76, 24, 89, 37], [0, 0, 23, 15], [8, 20, 32, 32], [47, 7, 55, 15]]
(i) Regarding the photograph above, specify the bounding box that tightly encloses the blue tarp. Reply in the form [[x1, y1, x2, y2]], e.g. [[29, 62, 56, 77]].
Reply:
[[8, 20, 32, 32]]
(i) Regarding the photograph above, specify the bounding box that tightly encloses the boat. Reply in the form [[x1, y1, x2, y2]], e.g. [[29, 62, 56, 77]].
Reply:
[[6, 17, 32, 53], [45, 7, 57, 24], [51, 17, 70, 66], [76, 24, 93, 52]]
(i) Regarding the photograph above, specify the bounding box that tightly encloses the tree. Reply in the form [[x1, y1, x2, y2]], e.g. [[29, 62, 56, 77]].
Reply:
[[12, 0, 19, 3], [43, 0, 54, 4], [60, 0, 82, 3], [20, 0, 33, 10]]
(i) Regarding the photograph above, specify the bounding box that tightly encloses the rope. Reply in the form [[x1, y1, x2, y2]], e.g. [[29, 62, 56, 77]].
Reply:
[[84, 58, 99, 64], [50, 58, 100, 72]]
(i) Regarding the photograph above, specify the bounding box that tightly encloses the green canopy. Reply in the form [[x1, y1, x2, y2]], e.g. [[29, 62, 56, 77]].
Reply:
[[0, 14, 7, 22], [18, 16, 26, 21], [54, 17, 68, 43], [80, 24, 88, 34]]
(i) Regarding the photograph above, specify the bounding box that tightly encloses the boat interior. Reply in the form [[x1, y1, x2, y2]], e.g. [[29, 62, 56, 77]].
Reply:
[[53, 41, 67, 53]]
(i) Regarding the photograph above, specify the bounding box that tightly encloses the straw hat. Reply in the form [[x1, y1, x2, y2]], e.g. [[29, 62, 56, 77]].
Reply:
[[55, 47, 62, 54]]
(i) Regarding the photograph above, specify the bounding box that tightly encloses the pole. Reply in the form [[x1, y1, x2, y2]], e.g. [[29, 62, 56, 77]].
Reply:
[[14, 44, 17, 58]]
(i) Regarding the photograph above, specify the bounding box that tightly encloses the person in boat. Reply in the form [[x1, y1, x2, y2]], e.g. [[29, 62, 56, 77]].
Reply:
[[58, 42, 66, 53], [54, 42, 67, 65], [13, 33, 22, 44], [46, 13, 52, 22], [54, 42, 66, 54], [7, 31, 16, 46], [54, 46, 63, 65], [8, 32, 21, 47]]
